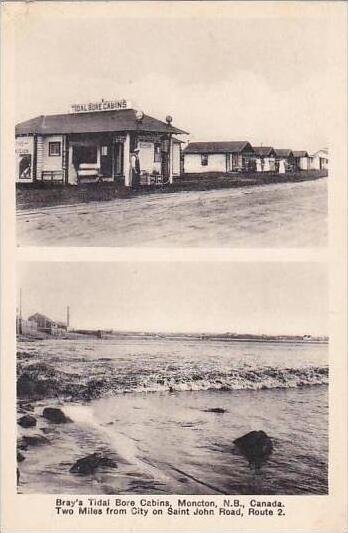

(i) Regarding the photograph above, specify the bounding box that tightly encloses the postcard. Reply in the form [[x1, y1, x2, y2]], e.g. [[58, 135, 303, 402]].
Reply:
[[1, 1, 347, 532]]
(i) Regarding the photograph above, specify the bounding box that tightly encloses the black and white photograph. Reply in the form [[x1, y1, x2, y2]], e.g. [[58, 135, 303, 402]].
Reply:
[[1, 2, 347, 532], [16, 261, 328, 496], [15, 8, 329, 248]]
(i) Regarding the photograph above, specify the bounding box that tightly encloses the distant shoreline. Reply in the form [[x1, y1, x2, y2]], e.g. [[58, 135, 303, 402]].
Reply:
[[17, 331, 329, 345]]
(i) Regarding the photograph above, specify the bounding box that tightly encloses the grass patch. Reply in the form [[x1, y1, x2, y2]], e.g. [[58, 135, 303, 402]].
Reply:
[[17, 170, 328, 210]]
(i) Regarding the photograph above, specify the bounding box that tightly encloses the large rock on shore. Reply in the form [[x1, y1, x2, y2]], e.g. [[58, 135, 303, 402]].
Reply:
[[18, 434, 49, 449], [234, 430, 273, 469], [70, 453, 118, 475], [18, 414, 37, 428], [42, 407, 71, 424], [17, 372, 58, 400]]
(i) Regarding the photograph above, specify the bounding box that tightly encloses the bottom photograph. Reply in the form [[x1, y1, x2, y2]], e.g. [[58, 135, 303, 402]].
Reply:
[[16, 261, 328, 496]]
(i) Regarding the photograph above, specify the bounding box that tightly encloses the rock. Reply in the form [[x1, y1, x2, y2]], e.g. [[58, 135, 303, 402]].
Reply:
[[98, 457, 118, 469], [70, 453, 118, 475], [18, 434, 49, 449], [234, 430, 273, 469], [18, 414, 37, 428], [17, 451, 25, 462], [17, 373, 58, 400], [204, 408, 227, 413], [42, 407, 71, 424]]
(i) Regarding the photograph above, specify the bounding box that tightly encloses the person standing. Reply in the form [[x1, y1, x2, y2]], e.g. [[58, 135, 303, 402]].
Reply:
[[130, 147, 141, 189]]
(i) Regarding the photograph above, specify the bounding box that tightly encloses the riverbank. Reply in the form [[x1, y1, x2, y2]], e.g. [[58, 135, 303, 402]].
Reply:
[[16, 170, 327, 210]]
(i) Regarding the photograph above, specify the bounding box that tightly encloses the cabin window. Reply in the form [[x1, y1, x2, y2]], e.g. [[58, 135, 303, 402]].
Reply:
[[154, 143, 161, 163], [49, 141, 61, 157], [101, 146, 108, 156], [201, 154, 208, 166]]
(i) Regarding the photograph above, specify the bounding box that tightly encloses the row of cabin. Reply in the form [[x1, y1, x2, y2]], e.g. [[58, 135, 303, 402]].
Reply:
[[15, 104, 328, 186], [15, 107, 186, 186], [16, 312, 67, 336], [182, 143, 328, 174]]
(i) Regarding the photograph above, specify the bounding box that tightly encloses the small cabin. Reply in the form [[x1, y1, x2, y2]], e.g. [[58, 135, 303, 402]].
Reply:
[[183, 141, 255, 174], [293, 150, 310, 171], [309, 149, 328, 170], [252, 146, 277, 172], [274, 149, 294, 171]]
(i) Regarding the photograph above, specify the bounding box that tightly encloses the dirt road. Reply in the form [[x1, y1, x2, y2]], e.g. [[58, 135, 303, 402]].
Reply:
[[17, 178, 327, 247]]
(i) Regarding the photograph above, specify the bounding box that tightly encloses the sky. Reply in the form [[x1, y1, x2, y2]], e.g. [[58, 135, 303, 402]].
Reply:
[[18, 262, 328, 336], [13, 3, 332, 152]]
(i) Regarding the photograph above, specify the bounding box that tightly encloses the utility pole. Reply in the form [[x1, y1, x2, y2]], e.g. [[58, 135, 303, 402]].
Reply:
[[66, 305, 70, 331], [18, 288, 23, 334]]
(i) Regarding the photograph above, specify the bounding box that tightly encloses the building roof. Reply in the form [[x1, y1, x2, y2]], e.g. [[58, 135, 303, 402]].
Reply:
[[56, 321, 67, 328], [28, 312, 55, 324], [253, 146, 276, 157], [311, 148, 329, 157], [184, 141, 254, 154], [293, 150, 309, 157], [16, 109, 188, 136], [274, 149, 294, 157]]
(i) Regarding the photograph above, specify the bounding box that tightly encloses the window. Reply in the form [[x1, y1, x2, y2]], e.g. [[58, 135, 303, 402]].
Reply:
[[101, 146, 108, 156], [154, 143, 161, 163], [49, 141, 61, 156], [201, 154, 208, 166]]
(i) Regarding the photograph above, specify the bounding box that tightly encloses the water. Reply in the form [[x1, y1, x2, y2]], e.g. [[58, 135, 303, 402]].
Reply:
[[17, 337, 328, 495], [17, 178, 328, 247]]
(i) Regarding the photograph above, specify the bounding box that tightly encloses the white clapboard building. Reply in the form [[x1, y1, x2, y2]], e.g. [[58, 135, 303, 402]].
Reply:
[[15, 99, 187, 187]]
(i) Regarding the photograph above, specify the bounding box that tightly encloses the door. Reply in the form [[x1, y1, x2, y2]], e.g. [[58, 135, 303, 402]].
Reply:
[[113, 142, 124, 178], [100, 145, 112, 177]]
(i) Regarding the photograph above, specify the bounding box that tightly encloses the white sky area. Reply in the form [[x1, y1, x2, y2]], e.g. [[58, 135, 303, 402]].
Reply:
[[18, 262, 328, 336], [14, 5, 332, 152]]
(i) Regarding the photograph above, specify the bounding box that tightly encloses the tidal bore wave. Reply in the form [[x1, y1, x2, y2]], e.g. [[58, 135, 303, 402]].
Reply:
[[17, 357, 328, 402]]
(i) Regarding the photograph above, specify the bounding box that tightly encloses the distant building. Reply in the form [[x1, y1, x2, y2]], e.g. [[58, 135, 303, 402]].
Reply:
[[309, 149, 329, 170], [252, 146, 277, 172], [293, 150, 310, 170], [16, 316, 38, 335], [27, 313, 67, 336], [274, 149, 294, 170], [183, 141, 255, 173]]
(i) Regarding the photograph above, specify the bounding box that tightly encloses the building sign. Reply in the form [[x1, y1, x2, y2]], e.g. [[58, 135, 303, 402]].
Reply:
[[138, 134, 161, 143], [71, 98, 131, 114], [114, 135, 126, 143], [139, 142, 152, 149], [16, 136, 34, 181]]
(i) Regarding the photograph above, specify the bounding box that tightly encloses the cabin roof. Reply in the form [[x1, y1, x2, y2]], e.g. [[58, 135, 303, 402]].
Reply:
[[252, 146, 276, 157], [184, 141, 254, 154], [28, 312, 55, 324], [274, 148, 294, 157], [16, 109, 188, 136], [311, 148, 329, 157], [293, 150, 309, 157]]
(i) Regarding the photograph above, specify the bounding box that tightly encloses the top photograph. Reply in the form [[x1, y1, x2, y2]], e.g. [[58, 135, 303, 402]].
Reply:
[[15, 6, 329, 248]]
